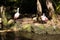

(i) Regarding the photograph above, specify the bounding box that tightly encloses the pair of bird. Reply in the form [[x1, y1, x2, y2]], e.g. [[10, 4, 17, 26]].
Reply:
[[14, 8, 48, 22], [33, 13, 48, 22]]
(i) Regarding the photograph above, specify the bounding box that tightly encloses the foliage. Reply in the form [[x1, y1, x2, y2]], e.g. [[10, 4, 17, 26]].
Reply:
[[2, 10, 8, 28], [53, 0, 60, 14]]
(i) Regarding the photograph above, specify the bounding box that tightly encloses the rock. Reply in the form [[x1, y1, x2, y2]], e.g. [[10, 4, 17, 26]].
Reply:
[[33, 17, 37, 22], [32, 24, 46, 34], [22, 24, 32, 32], [8, 19, 14, 25]]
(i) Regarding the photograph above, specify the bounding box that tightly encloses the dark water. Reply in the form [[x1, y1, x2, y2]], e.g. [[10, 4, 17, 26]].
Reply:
[[0, 31, 60, 40]]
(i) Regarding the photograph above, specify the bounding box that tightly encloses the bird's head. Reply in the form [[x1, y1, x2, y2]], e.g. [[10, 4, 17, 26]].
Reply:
[[42, 13, 45, 16], [17, 8, 19, 13]]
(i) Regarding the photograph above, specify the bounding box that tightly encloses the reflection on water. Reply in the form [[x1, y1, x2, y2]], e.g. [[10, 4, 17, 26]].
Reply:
[[0, 31, 60, 40]]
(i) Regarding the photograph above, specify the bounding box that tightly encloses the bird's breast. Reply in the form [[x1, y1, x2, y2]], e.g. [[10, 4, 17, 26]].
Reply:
[[14, 13, 20, 19], [41, 16, 48, 21]]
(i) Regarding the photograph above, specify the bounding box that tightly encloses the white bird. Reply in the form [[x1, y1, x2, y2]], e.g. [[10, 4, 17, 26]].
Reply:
[[41, 13, 48, 22], [14, 8, 20, 19]]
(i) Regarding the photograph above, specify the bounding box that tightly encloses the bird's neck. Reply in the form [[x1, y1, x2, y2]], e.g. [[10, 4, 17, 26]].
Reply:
[[17, 8, 19, 13], [43, 14, 45, 16], [17, 11, 19, 13]]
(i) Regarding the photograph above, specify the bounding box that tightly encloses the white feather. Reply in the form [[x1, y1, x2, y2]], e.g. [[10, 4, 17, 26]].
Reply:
[[41, 13, 48, 21], [14, 12, 20, 18], [14, 8, 20, 19]]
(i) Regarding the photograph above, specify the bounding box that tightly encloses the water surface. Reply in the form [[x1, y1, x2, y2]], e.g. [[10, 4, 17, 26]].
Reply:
[[0, 31, 60, 40]]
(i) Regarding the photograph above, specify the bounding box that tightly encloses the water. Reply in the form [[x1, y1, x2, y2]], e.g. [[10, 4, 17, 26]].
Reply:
[[0, 31, 60, 40]]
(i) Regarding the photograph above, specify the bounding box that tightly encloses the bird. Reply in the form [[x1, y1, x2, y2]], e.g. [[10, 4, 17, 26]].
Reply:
[[41, 13, 48, 22], [14, 8, 20, 19]]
